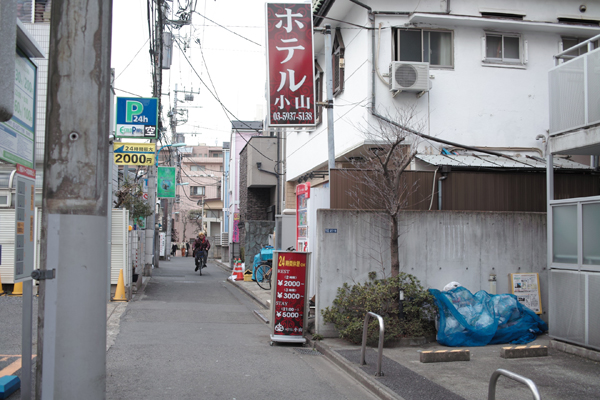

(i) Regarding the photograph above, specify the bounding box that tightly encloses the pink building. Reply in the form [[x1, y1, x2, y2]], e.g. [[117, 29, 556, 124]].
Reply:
[[173, 144, 224, 245]]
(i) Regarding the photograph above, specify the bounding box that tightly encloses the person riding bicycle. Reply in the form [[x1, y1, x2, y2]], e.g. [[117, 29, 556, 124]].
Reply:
[[193, 232, 211, 271]]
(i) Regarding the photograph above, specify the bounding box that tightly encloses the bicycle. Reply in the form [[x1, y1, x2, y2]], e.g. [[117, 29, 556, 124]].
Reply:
[[255, 260, 272, 290], [195, 250, 207, 275], [255, 246, 295, 290]]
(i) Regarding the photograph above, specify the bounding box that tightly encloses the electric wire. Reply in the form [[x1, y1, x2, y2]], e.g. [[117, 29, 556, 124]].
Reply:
[[173, 40, 277, 163], [115, 38, 150, 81], [193, 11, 262, 46]]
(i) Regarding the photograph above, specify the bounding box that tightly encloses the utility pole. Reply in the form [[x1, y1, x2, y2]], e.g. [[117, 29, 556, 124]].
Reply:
[[146, 0, 165, 272], [36, 1, 112, 399], [324, 25, 336, 175]]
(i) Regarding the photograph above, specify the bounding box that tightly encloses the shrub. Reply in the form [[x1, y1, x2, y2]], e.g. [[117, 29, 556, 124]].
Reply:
[[321, 273, 436, 345]]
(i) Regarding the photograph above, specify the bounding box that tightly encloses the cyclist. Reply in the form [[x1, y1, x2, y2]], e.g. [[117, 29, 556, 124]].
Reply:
[[193, 232, 211, 272]]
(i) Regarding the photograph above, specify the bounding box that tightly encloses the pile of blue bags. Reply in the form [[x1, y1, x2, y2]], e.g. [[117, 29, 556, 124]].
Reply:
[[429, 287, 548, 347]]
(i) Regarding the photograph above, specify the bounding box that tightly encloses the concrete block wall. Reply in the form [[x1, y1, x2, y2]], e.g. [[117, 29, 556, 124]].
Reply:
[[315, 209, 547, 337]]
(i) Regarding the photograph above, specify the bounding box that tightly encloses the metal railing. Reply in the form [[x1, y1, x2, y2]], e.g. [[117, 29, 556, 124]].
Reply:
[[488, 369, 541, 400], [360, 312, 385, 377]]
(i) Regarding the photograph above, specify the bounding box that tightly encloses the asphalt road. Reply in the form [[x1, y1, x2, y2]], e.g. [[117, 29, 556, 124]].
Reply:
[[105, 257, 378, 399]]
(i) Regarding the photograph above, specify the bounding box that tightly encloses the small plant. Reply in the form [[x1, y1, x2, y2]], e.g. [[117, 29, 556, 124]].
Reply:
[[312, 334, 323, 341], [114, 179, 153, 222], [321, 273, 436, 345]]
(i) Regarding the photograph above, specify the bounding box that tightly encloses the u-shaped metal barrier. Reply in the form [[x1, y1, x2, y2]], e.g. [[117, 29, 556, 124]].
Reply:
[[488, 368, 541, 400], [360, 312, 385, 376]]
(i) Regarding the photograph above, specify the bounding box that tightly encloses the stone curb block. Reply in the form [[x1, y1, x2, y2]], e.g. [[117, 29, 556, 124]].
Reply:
[[313, 340, 401, 400], [501, 345, 548, 359], [550, 340, 600, 362], [420, 349, 470, 363], [225, 277, 269, 309]]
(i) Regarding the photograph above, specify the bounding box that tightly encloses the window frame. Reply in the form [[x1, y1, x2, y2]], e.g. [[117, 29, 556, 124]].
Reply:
[[190, 165, 206, 172], [393, 28, 454, 69], [482, 31, 527, 66], [333, 28, 345, 96], [191, 186, 205, 196], [314, 61, 324, 125]]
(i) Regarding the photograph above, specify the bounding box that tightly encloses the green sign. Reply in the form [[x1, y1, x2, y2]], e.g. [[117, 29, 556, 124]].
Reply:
[[157, 167, 176, 198]]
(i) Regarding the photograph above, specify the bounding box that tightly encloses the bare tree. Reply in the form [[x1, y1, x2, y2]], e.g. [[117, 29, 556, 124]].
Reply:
[[344, 105, 424, 277]]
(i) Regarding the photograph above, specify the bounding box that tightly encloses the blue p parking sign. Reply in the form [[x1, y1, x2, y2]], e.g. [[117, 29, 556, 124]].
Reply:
[[115, 97, 158, 139]]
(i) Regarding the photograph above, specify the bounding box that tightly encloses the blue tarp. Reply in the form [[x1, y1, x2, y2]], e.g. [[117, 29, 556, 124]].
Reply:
[[429, 287, 548, 347]]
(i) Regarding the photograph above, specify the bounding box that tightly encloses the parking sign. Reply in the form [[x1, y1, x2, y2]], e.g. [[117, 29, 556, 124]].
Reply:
[[115, 97, 158, 139]]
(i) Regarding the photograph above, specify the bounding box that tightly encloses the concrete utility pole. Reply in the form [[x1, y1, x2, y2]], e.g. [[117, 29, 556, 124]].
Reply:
[[36, 1, 112, 399]]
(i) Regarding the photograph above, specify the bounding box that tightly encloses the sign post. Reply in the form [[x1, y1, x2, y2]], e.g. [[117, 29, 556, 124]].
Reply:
[[270, 251, 310, 345]]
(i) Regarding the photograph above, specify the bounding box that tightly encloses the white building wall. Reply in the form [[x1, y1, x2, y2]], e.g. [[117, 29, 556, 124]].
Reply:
[[286, 0, 600, 179]]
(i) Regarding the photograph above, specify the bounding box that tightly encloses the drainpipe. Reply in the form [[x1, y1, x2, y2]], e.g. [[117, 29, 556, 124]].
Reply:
[[438, 176, 446, 210]]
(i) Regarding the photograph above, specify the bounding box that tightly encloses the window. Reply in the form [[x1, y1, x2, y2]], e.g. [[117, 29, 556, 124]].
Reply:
[[333, 28, 345, 96], [562, 37, 600, 59], [314, 61, 324, 125], [483, 32, 525, 65], [394, 29, 453, 68], [219, 165, 223, 172], [206, 210, 221, 219], [191, 186, 205, 196], [212, 152, 222, 157], [190, 165, 205, 172]]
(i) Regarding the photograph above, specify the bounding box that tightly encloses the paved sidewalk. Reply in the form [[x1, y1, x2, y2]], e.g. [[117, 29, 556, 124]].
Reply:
[[219, 261, 600, 400]]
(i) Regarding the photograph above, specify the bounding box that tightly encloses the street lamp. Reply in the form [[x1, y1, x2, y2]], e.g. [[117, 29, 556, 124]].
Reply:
[[156, 142, 186, 166]]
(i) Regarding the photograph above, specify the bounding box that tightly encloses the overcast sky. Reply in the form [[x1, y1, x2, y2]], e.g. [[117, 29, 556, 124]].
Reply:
[[112, 0, 269, 147]]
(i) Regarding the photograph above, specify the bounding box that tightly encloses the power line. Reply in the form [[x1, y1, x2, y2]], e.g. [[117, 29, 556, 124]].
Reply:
[[193, 11, 262, 46], [115, 38, 150, 81], [173, 40, 278, 164]]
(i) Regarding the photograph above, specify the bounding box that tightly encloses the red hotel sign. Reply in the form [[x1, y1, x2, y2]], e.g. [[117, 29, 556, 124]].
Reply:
[[266, 3, 315, 126], [272, 252, 308, 338]]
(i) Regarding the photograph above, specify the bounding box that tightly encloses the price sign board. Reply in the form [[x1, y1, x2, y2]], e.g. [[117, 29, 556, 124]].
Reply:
[[14, 164, 36, 282], [115, 97, 158, 139], [270, 251, 310, 344], [113, 142, 155, 165]]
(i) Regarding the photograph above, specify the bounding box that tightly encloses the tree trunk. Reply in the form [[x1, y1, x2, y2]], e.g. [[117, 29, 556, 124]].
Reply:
[[390, 214, 400, 277]]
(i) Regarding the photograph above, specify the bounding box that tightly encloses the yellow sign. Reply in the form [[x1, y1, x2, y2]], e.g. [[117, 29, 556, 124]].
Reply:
[[113, 143, 155, 165]]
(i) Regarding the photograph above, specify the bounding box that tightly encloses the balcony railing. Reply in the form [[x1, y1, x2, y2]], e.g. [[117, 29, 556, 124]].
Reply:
[[549, 34, 600, 135]]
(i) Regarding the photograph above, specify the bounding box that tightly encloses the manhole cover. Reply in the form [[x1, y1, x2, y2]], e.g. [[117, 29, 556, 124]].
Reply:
[[294, 348, 322, 356]]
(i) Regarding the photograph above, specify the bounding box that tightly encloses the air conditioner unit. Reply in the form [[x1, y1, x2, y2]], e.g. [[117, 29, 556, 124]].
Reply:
[[389, 61, 430, 92]]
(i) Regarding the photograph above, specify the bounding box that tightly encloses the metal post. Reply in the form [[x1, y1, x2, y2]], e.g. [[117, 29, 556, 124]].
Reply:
[[360, 312, 385, 377], [488, 369, 541, 400], [21, 280, 32, 399], [37, 1, 112, 398], [324, 25, 335, 174], [145, 164, 156, 272]]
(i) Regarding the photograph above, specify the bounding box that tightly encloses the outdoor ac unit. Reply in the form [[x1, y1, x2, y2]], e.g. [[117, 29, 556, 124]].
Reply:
[[389, 61, 430, 92]]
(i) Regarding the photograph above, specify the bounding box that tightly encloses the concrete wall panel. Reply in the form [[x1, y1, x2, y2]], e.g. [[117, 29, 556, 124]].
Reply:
[[315, 209, 547, 337]]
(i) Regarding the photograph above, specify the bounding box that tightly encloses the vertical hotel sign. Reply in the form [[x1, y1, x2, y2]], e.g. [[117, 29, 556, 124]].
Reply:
[[266, 3, 315, 126]]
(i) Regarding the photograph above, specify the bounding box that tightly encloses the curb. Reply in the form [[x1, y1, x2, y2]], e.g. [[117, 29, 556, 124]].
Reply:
[[550, 340, 600, 362], [313, 340, 403, 400], [225, 277, 270, 309]]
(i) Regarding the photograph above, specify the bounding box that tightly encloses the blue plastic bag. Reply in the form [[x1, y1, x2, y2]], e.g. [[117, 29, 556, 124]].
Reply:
[[429, 287, 548, 347]]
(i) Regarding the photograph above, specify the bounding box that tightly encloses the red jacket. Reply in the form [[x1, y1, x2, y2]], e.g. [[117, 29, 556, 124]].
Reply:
[[193, 237, 210, 253]]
